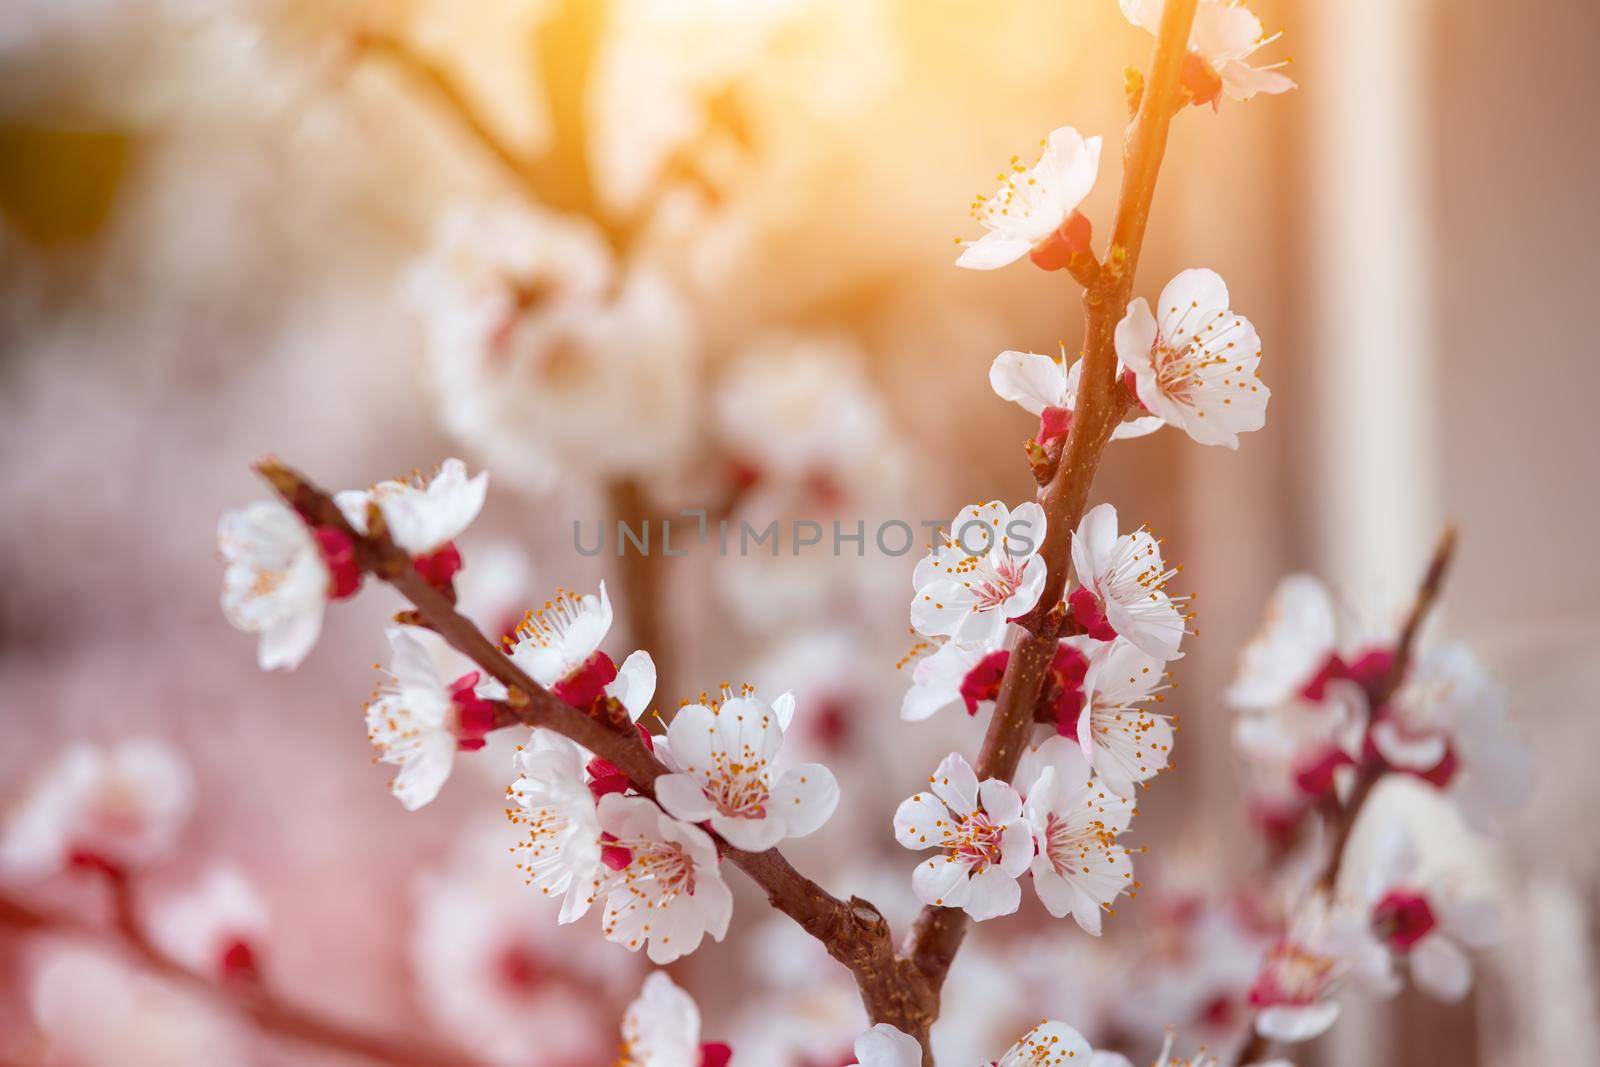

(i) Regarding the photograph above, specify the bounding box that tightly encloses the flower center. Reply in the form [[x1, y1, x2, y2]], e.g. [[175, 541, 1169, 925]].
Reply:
[[947, 811, 1005, 872], [1373, 890, 1437, 950], [704, 735, 773, 819], [493, 942, 546, 994], [969, 554, 1024, 611], [1250, 940, 1336, 1006], [217, 938, 259, 982]]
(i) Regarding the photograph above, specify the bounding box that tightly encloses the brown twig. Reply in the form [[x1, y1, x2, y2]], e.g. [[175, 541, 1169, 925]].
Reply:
[[0, 884, 489, 1067], [902, 0, 1202, 999], [351, 29, 545, 198], [1233, 527, 1458, 1065], [255, 459, 938, 1046], [606, 478, 674, 710]]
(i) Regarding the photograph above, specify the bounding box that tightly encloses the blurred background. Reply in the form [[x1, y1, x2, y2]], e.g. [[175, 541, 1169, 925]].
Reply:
[[1, 0, 1596, 1064]]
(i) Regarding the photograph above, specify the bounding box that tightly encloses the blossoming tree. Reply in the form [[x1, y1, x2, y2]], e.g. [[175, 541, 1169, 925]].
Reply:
[[0, 2, 1532, 1067]]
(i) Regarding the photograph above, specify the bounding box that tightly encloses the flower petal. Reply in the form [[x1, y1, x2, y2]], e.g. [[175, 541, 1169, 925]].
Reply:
[[771, 763, 839, 838]]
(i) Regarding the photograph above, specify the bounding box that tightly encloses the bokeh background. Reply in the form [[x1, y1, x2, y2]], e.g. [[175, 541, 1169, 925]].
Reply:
[[1, 0, 1597, 1064]]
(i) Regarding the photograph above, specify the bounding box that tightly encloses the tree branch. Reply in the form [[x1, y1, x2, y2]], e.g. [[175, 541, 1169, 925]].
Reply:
[[0, 884, 490, 1067], [1233, 526, 1458, 1065], [255, 459, 938, 1043], [351, 29, 546, 199], [901, 0, 1201, 1001]]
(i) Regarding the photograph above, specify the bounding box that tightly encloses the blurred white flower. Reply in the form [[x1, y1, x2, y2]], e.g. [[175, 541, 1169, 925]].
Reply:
[[846, 1023, 922, 1067], [715, 334, 896, 486], [366, 626, 501, 811], [990, 348, 1162, 446], [595, 794, 733, 963], [1231, 682, 1366, 807], [335, 458, 487, 584], [1226, 574, 1394, 711], [30, 943, 241, 1067], [507, 582, 656, 715], [751, 628, 889, 762], [1, 739, 192, 879], [616, 970, 732, 1067], [1112, 893, 1272, 1048], [894, 752, 1032, 921], [218, 499, 345, 671], [957, 126, 1101, 271], [1376, 645, 1532, 833], [1361, 822, 1498, 1002], [1249, 893, 1392, 1044], [656, 690, 839, 851], [507, 730, 605, 923], [912, 500, 1048, 647], [1120, 0, 1296, 105], [1017, 736, 1138, 934], [1069, 503, 1187, 661], [1227, 574, 1340, 711], [1068, 636, 1176, 799], [1115, 269, 1269, 449], [414, 823, 631, 1067], [149, 866, 268, 981], [409, 202, 699, 490]]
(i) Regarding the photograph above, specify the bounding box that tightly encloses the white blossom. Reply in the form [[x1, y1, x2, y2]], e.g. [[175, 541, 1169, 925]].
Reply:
[[846, 1024, 922, 1067], [1226, 574, 1341, 711], [1070, 504, 1187, 661], [615, 971, 730, 1067], [217, 499, 332, 671], [912, 500, 1048, 647], [715, 335, 896, 486], [409, 204, 699, 490], [1017, 736, 1139, 934], [900, 640, 1007, 723], [366, 626, 499, 811], [1377, 645, 1532, 833], [1231, 681, 1367, 805], [957, 126, 1101, 270], [1120, 0, 1296, 103], [995, 1020, 1096, 1066], [656, 691, 839, 852], [30, 944, 241, 1067], [1250, 893, 1392, 1044], [149, 867, 269, 981], [413, 823, 630, 1067], [1115, 269, 1269, 448], [1069, 637, 1177, 798], [334, 457, 487, 558], [1, 739, 192, 879], [507, 582, 656, 716], [507, 731, 604, 924], [893, 753, 1032, 921], [1362, 822, 1498, 1002], [990, 348, 1163, 445], [595, 795, 733, 964]]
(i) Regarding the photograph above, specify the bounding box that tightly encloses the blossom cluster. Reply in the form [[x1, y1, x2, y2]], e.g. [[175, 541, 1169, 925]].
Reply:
[[1224, 572, 1529, 1043], [7, 2, 1535, 1066]]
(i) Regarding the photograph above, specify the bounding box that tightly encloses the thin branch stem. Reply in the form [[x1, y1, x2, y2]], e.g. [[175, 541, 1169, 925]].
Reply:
[[607, 478, 674, 707], [1233, 527, 1458, 1065], [901, 0, 1201, 1002], [0, 884, 489, 1067], [351, 29, 546, 198], [255, 459, 936, 1042]]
